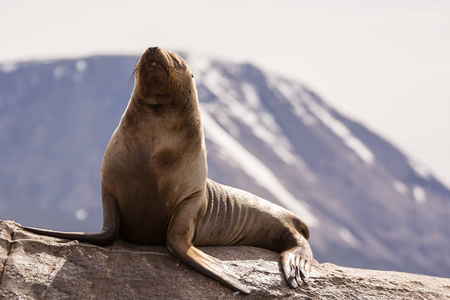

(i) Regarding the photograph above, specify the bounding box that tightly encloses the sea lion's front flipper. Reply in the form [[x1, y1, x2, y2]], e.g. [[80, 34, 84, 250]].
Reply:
[[166, 195, 251, 294], [280, 235, 313, 288], [21, 185, 120, 246], [179, 245, 250, 294]]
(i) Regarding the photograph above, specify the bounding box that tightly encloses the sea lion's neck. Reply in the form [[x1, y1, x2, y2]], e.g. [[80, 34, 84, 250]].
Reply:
[[119, 93, 204, 148], [125, 93, 200, 119]]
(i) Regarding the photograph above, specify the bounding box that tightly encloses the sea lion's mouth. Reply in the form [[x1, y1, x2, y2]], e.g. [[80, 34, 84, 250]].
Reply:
[[143, 60, 168, 73], [138, 58, 171, 80]]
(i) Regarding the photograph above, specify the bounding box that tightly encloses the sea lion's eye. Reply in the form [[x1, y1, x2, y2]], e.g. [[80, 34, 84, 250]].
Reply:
[[191, 74, 194, 78]]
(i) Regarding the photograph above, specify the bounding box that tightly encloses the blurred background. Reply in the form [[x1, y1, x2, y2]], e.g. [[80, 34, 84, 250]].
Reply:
[[1, 0, 449, 277]]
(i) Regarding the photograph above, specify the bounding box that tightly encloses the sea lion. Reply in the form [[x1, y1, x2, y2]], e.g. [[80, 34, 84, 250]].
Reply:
[[22, 47, 313, 294]]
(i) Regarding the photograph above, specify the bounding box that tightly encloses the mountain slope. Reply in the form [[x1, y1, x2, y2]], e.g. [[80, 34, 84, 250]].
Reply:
[[0, 54, 449, 277]]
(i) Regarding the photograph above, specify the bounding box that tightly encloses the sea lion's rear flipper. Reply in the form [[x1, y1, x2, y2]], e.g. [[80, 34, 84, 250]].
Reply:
[[21, 185, 120, 246], [166, 195, 251, 294]]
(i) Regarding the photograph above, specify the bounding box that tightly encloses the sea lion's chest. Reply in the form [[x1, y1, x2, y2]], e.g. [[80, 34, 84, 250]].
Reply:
[[100, 104, 206, 242], [101, 137, 191, 244], [101, 124, 206, 241], [104, 129, 190, 197]]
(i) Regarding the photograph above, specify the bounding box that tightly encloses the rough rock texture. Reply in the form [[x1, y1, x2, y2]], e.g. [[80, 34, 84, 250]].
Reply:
[[1, 220, 449, 299]]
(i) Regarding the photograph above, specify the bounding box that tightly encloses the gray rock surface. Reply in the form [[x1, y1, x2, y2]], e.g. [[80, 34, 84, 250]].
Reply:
[[1, 220, 449, 299]]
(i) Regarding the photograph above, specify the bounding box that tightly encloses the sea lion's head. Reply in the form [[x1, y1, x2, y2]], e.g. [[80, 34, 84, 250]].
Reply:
[[132, 47, 195, 101]]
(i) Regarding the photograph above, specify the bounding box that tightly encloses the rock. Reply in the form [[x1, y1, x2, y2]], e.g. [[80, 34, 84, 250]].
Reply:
[[1, 220, 449, 299]]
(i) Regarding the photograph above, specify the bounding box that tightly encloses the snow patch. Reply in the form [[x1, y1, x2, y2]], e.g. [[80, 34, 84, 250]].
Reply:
[[343, 135, 375, 166], [199, 67, 316, 183], [305, 95, 375, 167], [269, 76, 317, 126], [412, 185, 427, 204], [201, 108, 319, 227], [308, 103, 374, 165], [75, 209, 88, 221], [270, 75, 374, 167], [302, 115, 316, 126], [271, 77, 299, 101], [213, 107, 241, 137], [242, 82, 260, 109], [74, 60, 87, 82], [338, 227, 361, 248], [0, 63, 18, 73], [75, 60, 87, 72], [392, 180, 409, 196], [408, 156, 432, 180], [53, 66, 65, 80]]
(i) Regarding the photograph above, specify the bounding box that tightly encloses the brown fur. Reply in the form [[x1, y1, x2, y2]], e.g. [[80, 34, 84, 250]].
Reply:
[[22, 47, 313, 294]]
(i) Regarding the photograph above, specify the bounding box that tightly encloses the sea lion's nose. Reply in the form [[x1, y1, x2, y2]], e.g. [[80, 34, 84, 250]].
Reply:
[[148, 47, 159, 54]]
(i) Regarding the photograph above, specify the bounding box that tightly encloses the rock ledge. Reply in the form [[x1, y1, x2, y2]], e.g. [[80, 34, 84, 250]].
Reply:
[[1, 220, 449, 299]]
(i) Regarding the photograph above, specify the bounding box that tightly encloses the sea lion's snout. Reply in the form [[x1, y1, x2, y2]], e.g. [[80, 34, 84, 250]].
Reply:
[[145, 47, 164, 61], [148, 47, 160, 54], [136, 47, 171, 86], [142, 47, 168, 72], [133, 47, 192, 98]]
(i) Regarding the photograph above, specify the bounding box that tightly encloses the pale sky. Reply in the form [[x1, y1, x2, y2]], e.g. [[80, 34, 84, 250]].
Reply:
[[1, 0, 449, 187]]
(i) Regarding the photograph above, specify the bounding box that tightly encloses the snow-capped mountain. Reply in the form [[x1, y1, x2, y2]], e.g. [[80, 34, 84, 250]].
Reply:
[[0, 54, 449, 278]]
